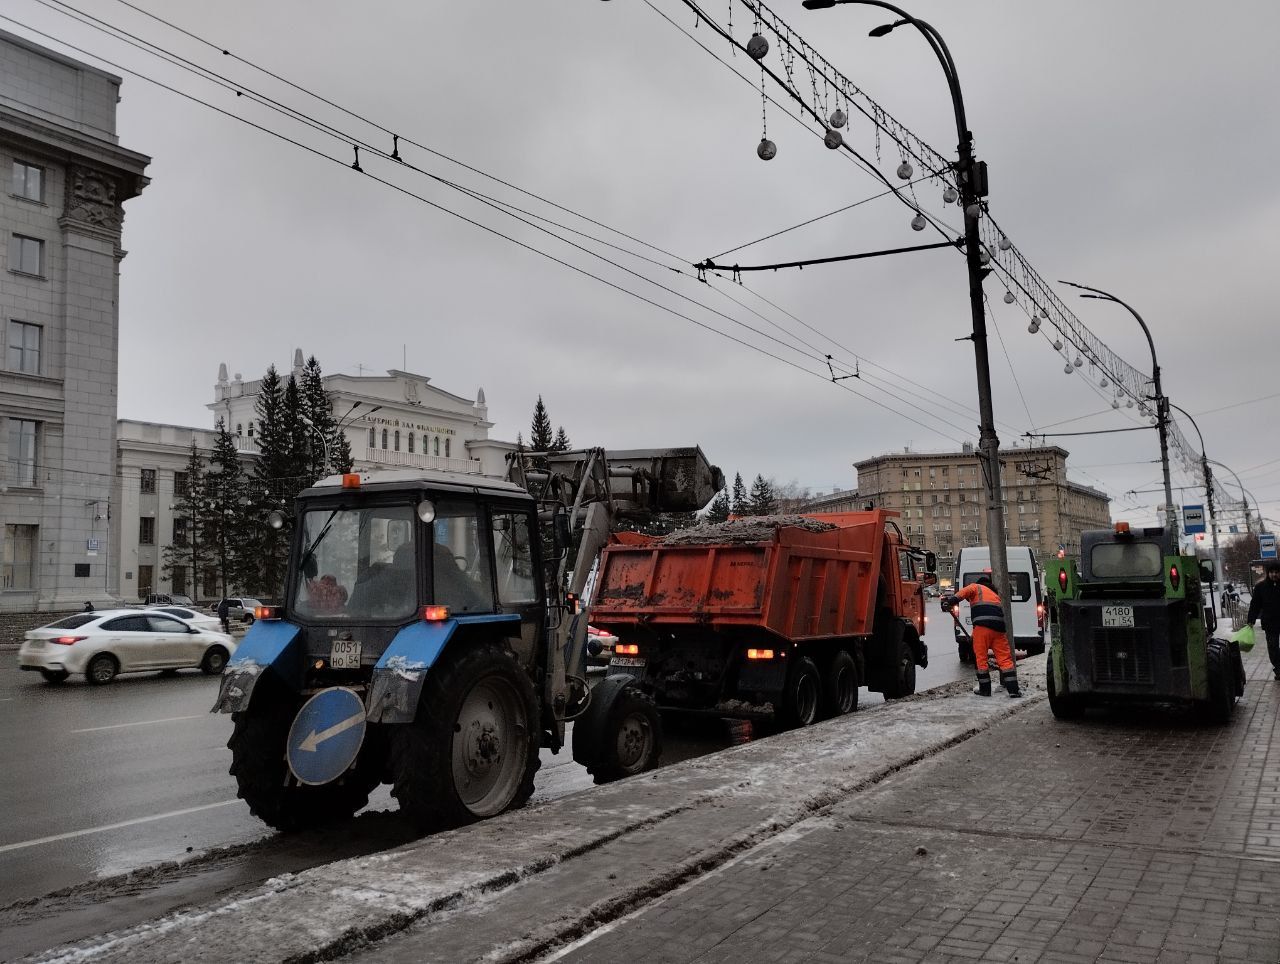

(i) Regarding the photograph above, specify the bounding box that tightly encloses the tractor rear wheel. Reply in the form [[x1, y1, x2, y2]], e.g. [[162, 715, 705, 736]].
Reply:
[[390, 641, 540, 831], [228, 692, 383, 832]]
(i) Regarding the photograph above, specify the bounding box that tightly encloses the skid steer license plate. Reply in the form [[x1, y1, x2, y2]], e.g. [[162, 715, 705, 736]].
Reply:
[[1102, 605, 1135, 628], [610, 657, 646, 668], [330, 639, 362, 669]]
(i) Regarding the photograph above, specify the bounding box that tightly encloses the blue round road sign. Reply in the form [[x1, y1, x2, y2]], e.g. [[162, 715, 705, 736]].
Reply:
[[286, 686, 367, 786]]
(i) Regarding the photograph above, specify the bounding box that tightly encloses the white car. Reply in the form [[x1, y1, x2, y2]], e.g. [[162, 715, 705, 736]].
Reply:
[[150, 606, 223, 634], [18, 609, 236, 685]]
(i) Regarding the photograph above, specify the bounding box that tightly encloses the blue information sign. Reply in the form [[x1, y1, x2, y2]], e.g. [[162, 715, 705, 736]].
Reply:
[[1182, 505, 1205, 535], [1260, 533, 1278, 561], [286, 687, 367, 786]]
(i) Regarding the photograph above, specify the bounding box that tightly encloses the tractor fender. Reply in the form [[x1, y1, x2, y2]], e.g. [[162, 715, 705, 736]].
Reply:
[[367, 614, 522, 724], [571, 673, 645, 770], [212, 620, 304, 713]]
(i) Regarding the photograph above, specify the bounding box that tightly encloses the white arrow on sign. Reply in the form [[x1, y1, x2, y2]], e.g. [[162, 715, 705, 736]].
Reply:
[[298, 710, 365, 752]]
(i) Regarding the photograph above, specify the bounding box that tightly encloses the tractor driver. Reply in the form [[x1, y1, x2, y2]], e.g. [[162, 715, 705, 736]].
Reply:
[[943, 572, 1022, 698]]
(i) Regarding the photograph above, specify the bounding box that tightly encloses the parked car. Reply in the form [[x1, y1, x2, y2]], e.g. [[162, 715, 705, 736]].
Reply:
[[145, 592, 197, 607], [17, 609, 236, 685], [213, 597, 264, 624], [151, 606, 223, 634]]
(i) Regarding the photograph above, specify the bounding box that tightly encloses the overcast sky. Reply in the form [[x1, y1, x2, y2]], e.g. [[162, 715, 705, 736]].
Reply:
[[10, 0, 1280, 529]]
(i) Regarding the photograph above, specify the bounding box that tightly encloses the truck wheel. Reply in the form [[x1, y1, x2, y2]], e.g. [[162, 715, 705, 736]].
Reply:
[[778, 656, 821, 728], [821, 650, 858, 718], [390, 640, 540, 831], [1046, 664, 1085, 720], [588, 686, 663, 784], [228, 696, 383, 832], [1201, 641, 1235, 725], [882, 630, 917, 700], [957, 639, 973, 665]]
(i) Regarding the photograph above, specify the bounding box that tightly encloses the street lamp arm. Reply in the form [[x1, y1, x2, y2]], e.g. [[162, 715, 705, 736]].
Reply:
[[1168, 402, 1205, 454], [1059, 280, 1159, 376]]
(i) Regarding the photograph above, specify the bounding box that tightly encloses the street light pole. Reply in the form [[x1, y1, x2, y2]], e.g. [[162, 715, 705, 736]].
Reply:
[[803, 0, 1017, 640], [1059, 281, 1176, 540], [1170, 402, 1217, 613], [1207, 459, 1257, 537]]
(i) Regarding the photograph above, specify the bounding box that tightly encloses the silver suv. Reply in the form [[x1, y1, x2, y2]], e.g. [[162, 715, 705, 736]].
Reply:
[[215, 597, 264, 624]]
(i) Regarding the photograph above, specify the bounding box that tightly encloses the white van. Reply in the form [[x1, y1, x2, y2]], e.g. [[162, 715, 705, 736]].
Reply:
[[951, 546, 1045, 661]]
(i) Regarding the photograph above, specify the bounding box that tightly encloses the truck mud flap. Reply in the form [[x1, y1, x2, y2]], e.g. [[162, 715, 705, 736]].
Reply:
[[212, 620, 303, 713], [367, 614, 521, 724]]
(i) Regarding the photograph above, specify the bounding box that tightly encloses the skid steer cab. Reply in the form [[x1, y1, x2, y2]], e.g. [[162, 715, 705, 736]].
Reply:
[[1044, 522, 1244, 724], [211, 469, 642, 833]]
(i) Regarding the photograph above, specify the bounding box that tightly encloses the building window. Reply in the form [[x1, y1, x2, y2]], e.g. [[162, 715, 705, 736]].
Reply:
[[171, 566, 187, 595], [138, 564, 154, 598], [434, 437, 440, 457], [12, 161, 44, 202], [173, 517, 188, 546], [2, 524, 37, 589], [9, 235, 44, 276], [408, 432, 414, 454], [139, 516, 156, 545], [174, 471, 189, 497], [381, 429, 388, 449], [247, 421, 254, 438], [140, 469, 156, 493], [368, 427, 376, 448], [7, 320, 41, 374], [8, 419, 36, 487], [394, 430, 400, 452], [236, 423, 243, 436]]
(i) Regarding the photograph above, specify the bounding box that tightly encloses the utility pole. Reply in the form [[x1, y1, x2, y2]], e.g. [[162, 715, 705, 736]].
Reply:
[[1170, 403, 1216, 614]]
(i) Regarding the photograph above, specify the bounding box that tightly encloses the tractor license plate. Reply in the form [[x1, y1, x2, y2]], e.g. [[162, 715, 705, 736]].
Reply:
[[610, 657, 646, 668], [1102, 605, 1135, 628], [330, 639, 362, 669]]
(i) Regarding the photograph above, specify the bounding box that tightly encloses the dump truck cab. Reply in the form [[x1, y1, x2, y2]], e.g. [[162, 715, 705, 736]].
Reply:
[[1044, 522, 1243, 722]]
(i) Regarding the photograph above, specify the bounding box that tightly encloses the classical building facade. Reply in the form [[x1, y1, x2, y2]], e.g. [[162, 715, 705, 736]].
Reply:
[[0, 31, 149, 613], [854, 444, 1111, 582], [109, 357, 513, 602]]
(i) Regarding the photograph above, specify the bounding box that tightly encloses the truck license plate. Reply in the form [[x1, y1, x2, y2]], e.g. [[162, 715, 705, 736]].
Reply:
[[330, 639, 362, 669], [1102, 606, 1135, 628], [610, 657, 646, 668]]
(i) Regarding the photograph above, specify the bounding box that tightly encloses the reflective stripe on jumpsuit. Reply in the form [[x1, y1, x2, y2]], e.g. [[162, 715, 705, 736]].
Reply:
[[955, 582, 1020, 697]]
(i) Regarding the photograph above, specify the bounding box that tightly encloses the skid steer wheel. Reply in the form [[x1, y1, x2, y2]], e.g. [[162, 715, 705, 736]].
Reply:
[[820, 650, 858, 719], [228, 686, 384, 832], [1201, 640, 1235, 725], [777, 655, 821, 729], [588, 686, 663, 785], [1046, 663, 1085, 720], [390, 640, 540, 831]]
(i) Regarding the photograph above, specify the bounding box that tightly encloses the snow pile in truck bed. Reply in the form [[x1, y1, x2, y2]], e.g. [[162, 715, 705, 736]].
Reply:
[[658, 515, 837, 545]]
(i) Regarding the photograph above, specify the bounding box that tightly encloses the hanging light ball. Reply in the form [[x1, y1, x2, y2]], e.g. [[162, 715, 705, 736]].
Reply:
[[964, 202, 982, 220], [1112, 399, 1120, 409], [1073, 355, 1083, 368], [1149, 416, 1159, 425], [1100, 377, 1109, 388], [1064, 362, 1074, 375], [998, 234, 1012, 251], [910, 212, 927, 232], [829, 107, 847, 129], [978, 245, 991, 266], [746, 33, 769, 60], [1003, 290, 1016, 305], [896, 160, 914, 180], [824, 128, 843, 150], [1027, 319, 1040, 334], [757, 138, 777, 161], [1052, 337, 1063, 351], [1126, 399, 1135, 409], [942, 185, 959, 204]]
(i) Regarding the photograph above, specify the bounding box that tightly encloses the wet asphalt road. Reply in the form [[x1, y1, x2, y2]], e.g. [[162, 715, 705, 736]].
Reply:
[[0, 600, 971, 915]]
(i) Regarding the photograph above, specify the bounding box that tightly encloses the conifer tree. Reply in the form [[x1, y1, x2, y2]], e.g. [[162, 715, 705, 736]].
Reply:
[[705, 489, 732, 523], [299, 356, 348, 477], [730, 472, 748, 516], [250, 365, 294, 597], [551, 426, 571, 453], [530, 396, 554, 451], [205, 419, 251, 597], [748, 475, 778, 516], [161, 443, 209, 597]]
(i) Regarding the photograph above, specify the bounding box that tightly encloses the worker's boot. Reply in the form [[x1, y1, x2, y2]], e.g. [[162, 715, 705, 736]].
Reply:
[[973, 671, 992, 697], [1000, 669, 1023, 698]]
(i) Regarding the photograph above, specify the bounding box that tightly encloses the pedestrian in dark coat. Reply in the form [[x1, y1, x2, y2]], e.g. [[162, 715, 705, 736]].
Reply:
[[1246, 561, 1280, 680], [216, 597, 231, 634]]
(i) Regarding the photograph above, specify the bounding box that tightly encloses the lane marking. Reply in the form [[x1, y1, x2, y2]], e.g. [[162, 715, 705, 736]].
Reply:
[[0, 800, 240, 855], [71, 714, 206, 733]]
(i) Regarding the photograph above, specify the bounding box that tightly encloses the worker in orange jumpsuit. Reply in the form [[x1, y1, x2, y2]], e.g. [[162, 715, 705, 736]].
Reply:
[[942, 573, 1022, 698]]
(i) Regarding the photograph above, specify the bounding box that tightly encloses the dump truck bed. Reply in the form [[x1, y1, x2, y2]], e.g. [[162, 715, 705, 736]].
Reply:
[[591, 511, 894, 642]]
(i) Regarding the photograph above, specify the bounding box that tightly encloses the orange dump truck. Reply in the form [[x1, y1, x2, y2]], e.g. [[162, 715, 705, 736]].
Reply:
[[589, 511, 935, 727]]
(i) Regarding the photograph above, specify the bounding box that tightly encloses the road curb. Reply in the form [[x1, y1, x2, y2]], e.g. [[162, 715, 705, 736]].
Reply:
[[31, 659, 1048, 964]]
